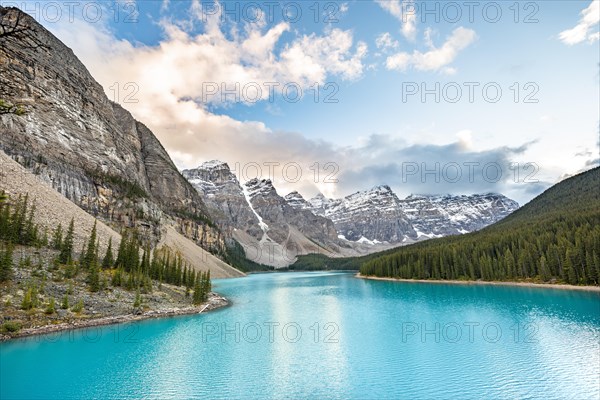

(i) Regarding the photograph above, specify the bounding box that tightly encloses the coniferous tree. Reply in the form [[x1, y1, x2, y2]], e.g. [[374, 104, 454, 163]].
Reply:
[[112, 268, 123, 287], [39, 227, 49, 248], [192, 274, 204, 305], [59, 218, 75, 264], [87, 258, 100, 292], [21, 285, 38, 310], [72, 299, 84, 313], [204, 270, 211, 294], [0, 243, 13, 282], [82, 221, 98, 269], [51, 223, 63, 250], [45, 298, 56, 314], [102, 237, 114, 269], [539, 255, 550, 282], [133, 290, 142, 308], [61, 294, 69, 310]]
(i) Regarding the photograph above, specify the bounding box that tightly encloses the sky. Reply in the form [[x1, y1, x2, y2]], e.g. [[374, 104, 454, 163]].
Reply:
[[4, 0, 599, 204]]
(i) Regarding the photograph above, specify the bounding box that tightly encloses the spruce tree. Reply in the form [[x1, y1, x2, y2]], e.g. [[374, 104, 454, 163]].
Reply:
[[51, 223, 63, 250], [61, 294, 69, 310], [193, 275, 204, 305], [59, 218, 75, 264], [24, 202, 37, 245], [82, 221, 98, 269], [133, 290, 142, 308], [87, 258, 100, 292], [0, 244, 13, 282], [102, 237, 114, 269], [45, 298, 56, 314], [539, 255, 550, 282], [39, 227, 49, 248]]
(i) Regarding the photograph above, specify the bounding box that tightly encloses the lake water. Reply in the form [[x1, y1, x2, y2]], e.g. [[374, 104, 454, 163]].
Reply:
[[1, 271, 599, 399]]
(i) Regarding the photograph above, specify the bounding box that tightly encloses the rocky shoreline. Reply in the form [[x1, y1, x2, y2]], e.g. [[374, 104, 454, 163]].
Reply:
[[0, 293, 229, 342], [356, 273, 600, 292]]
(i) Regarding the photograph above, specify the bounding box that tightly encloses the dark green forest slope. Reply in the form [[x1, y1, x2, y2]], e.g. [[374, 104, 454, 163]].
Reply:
[[359, 167, 600, 285]]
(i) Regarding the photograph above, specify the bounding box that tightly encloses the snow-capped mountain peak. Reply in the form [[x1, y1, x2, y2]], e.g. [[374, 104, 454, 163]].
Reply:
[[245, 178, 277, 199], [287, 185, 519, 244], [284, 191, 310, 209]]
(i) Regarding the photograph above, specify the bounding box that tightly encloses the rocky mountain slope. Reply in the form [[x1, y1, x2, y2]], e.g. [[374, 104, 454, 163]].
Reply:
[[399, 193, 519, 237], [183, 162, 347, 268], [0, 7, 232, 269], [286, 186, 519, 244], [286, 186, 417, 243], [0, 150, 121, 257], [183, 161, 262, 239]]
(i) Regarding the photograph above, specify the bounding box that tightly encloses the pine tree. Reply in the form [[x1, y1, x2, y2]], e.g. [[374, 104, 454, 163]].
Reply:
[[71, 299, 84, 313], [115, 231, 127, 268], [59, 218, 75, 264], [61, 294, 69, 310], [87, 258, 100, 292], [133, 290, 142, 308], [82, 221, 98, 269], [564, 250, 578, 284], [193, 274, 204, 305], [111, 268, 123, 287], [64, 258, 77, 278], [45, 298, 56, 314], [204, 270, 211, 293], [23, 202, 37, 245], [21, 285, 37, 310], [539, 255, 550, 282], [39, 227, 49, 248], [0, 244, 13, 282], [51, 223, 63, 250], [102, 237, 114, 269]]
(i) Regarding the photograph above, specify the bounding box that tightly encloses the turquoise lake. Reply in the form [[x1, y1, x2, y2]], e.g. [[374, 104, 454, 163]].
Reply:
[[1, 271, 599, 399]]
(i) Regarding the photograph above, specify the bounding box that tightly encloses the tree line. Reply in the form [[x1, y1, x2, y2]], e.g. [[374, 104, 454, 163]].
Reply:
[[360, 216, 600, 285], [0, 191, 212, 303], [360, 167, 600, 286]]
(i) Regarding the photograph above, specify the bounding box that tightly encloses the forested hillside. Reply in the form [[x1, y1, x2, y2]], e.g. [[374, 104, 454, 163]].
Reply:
[[360, 167, 600, 285]]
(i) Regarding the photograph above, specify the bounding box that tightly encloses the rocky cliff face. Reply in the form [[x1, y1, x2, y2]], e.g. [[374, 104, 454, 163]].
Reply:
[[0, 7, 224, 254], [182, 161, 262, 239], [245, 178, 339, 246], [292, 188, 519, 244]]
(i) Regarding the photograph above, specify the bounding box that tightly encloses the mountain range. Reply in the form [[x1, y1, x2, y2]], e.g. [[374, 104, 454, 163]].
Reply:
[[182, 161, 519, 268]]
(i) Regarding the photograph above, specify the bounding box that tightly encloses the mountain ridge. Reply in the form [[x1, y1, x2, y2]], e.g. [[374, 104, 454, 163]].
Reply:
[[183, 159, 520, 268], [286, 185, 519, 243]]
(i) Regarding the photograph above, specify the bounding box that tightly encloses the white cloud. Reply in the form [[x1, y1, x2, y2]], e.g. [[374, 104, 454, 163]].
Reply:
[[52, 5, 367, 108], [385, 27, 476, 73], [44, 3, 368, 196], [375, 32, 399, 52], [281, 29, 368, 83], [559, 0, 600, 45], [375, 0, 417, 41]]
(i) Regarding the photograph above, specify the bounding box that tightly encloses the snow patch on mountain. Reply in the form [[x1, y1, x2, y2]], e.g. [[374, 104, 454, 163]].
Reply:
[[243, 181, 269, 233], [288, 186, 519, 245]]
